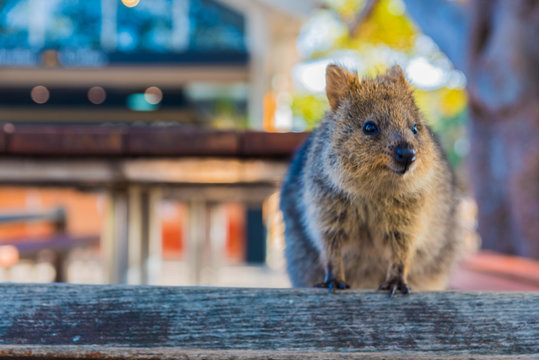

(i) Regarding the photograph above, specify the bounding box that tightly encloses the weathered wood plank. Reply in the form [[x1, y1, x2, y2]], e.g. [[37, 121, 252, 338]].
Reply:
[[1, 125, 309, 157], [0, 346, 536, 360], [121, 158, 288, 184], [0, 158, 289, 186], [8, 126, 126, 155], [241, 131, 310, 157], [0, 159, 120, 185], [127, 128, 240, 156], [0, 284, 536, 359]]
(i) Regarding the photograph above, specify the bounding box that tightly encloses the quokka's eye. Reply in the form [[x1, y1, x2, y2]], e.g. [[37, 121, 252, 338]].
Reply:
[[363, 121, 379, 135], [411, 124, 418, 135]]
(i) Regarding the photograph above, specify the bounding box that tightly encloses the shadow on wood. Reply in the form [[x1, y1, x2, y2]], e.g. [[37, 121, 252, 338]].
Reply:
[[0, 284, 537, 359]]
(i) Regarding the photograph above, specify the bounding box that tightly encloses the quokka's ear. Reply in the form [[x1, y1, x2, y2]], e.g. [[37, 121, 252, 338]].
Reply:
[[326, 64, 358, 111], [381, 65, 409, 87]]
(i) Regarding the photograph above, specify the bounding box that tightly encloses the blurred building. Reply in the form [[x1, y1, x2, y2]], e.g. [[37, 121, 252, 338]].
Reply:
[[0, 0, 315, 129]]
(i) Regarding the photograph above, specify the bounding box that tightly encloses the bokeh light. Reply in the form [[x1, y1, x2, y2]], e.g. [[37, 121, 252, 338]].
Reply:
[[2, 123, 15, 134], [144, 86, 163, 105], [88, 86, 107, 105], [0, 245, 19, 268], [406, 57, 446, 90], [121, 0, 141, 8], [41, 49, 59, 67], [30, 86, 50, 104]]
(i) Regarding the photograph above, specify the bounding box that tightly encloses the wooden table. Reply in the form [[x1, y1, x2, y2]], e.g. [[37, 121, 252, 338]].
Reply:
[[0, 124, 309, 284]]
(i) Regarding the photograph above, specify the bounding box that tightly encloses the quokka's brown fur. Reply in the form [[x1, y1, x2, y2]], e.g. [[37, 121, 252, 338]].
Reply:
[[280, 64, 462, 293]]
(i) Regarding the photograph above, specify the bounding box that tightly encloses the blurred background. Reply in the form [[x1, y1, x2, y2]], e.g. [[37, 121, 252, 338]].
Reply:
[[0, 0, 537, 289]]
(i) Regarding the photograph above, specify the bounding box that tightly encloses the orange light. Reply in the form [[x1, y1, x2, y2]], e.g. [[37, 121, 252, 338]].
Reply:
[[41, 49, 59, 67], [263, 92, 277, 132], [0, 245, 19, 268]]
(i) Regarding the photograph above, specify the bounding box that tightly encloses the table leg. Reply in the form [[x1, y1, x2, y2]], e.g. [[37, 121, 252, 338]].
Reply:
[[103, 186, 162, 285]]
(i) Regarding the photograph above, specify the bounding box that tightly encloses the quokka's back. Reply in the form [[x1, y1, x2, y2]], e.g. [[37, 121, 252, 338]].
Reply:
[[280, 64, 462, 294]]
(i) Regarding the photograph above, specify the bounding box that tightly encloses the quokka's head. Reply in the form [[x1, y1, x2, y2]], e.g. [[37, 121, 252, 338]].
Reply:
[[324, 64, 437, 194]]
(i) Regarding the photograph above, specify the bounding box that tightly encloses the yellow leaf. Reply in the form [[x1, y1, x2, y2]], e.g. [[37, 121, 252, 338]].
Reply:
[[441, 88, 467, 118]]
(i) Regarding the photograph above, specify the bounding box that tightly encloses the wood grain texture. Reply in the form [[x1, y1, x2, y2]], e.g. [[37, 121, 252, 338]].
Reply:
[[8, 126, 126, 155], [127, 128, 240, 156], [0, 284, 537, 359], [1, 125, 308, 157], [241, 131, 310, 157], [0, 346, 537, 360]]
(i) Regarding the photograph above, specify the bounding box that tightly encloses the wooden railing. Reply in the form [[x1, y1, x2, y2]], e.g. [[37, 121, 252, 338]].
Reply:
[[0, 283, 537, 359]]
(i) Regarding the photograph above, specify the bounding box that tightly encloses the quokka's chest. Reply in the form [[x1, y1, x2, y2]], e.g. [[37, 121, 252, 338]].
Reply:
[[340, 222, 391, 259], [336, 200, 418, 248]]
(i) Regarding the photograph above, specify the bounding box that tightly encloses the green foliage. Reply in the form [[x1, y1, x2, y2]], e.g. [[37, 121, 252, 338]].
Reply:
[[291, 94, 329, 130], [211, 98, 248, 129], [441, 112, 468, 167], [413, 88, 468, 166]]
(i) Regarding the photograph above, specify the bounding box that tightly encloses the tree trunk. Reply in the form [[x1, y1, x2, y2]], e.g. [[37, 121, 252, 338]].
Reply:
[[405, 0, 539, 259]]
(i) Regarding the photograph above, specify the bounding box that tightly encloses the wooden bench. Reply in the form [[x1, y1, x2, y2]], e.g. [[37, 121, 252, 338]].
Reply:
[[0, 207, 99, 282], [0, 284, 537, 359]]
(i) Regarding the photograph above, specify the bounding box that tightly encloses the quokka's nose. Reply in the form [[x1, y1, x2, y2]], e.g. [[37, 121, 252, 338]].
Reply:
[[394, 144, 416, 166]]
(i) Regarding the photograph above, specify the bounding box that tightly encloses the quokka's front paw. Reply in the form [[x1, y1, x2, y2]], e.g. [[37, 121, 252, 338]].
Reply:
[[378, 277, 410, 297], [314, 279, 350, 293]]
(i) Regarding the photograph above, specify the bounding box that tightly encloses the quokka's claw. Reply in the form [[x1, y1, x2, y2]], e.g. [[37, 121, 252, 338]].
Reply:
[[314, 279, 350, 293], [378, 277, 410, 297]]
